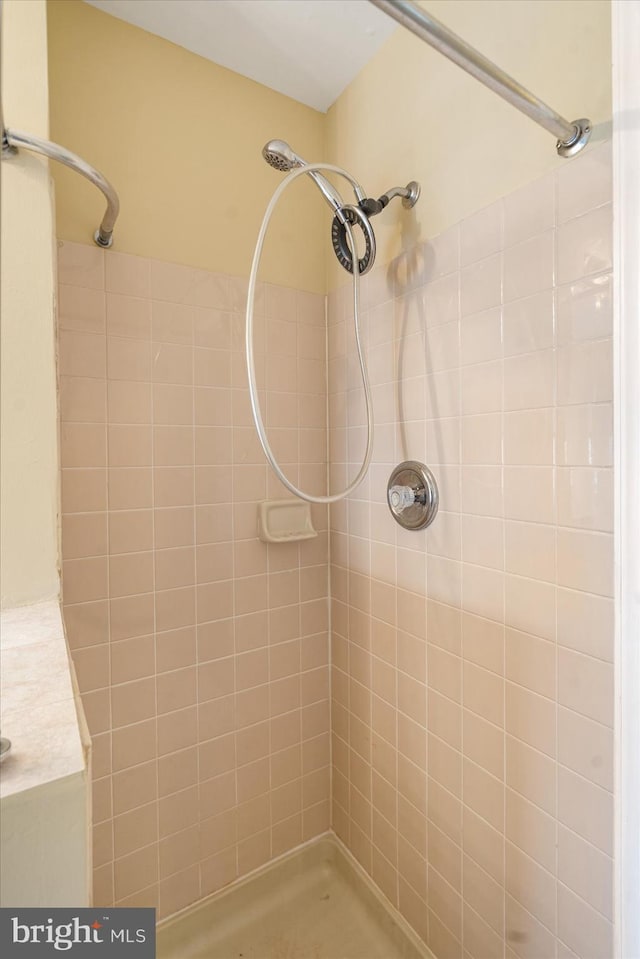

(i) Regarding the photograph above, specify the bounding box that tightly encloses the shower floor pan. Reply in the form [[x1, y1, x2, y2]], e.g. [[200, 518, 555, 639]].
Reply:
[[157, 835, 433, 959]]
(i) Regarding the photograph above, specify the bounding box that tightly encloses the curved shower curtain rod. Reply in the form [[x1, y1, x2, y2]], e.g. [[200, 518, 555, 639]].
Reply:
[[2, 124, 119, 248], [371, 0, 592, 157]]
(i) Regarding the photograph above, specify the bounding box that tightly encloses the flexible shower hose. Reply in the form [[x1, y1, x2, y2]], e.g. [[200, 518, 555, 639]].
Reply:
[[246, 162, 374, 504]]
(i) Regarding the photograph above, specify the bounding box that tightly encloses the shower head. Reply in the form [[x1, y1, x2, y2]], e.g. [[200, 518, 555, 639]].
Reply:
[[262, 138, 350, 214], [262, 139, 302, 172]]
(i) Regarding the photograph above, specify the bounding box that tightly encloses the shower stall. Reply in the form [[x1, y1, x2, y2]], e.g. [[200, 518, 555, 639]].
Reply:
[[2, 0, 637, 956]]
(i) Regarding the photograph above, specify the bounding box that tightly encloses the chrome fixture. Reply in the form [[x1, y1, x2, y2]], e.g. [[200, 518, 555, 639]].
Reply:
[[263, 138, 365, 211], [371, 0, 592, 157], [387, 461, 439, 530], [367, 182, 421, 211], [2, 126, 120, 247], [262, 138, 419, 275]]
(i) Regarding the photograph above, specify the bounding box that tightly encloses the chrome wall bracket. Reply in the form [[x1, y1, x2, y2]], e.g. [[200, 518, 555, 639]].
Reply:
[[2, 128, 17, 157], [387, 461, 439, 530], [401, 180, 421, 209]]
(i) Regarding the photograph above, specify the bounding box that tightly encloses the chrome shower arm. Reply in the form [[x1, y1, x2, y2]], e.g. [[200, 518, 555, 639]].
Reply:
[[359, 181, 420, 217], [370, 0, 591, 157], [380, 181, 421, 210], [2, 127, 120, 247]]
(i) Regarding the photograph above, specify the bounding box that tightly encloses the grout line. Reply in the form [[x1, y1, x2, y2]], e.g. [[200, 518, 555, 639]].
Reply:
[[454, 228, 465, 957], [190, 295, 201, 902], [102, 261, 116, 909], [149, 274, 161, 913], [552, 188, 560, 955], [497, 204, 508, 959], [325, 289, 335, 842]]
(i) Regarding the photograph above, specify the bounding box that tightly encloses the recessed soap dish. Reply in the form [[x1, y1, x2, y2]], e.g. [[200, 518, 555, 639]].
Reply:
[[258, 500, 318, 544]]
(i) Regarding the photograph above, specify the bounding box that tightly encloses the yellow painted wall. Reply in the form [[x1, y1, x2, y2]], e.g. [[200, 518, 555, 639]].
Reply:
[[1, 0, 59, 607], [327, 0, 612, 285], [48, 1, 611, 296], [47, 0, 327, 293]]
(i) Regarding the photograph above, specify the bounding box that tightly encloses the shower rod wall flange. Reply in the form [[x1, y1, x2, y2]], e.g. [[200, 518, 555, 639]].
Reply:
[[371, 0, 593, 158], [556, 118, 592, 159], [1, 126, 120, 248], [1, 128, 16, 158]]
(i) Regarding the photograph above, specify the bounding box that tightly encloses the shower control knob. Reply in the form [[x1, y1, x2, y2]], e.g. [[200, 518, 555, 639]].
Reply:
[[387, 461, 439, 530], [389, 485, 415, 512]]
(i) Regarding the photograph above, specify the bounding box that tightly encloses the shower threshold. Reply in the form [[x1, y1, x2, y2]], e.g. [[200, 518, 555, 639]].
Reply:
[[157, 834, 434, 959]]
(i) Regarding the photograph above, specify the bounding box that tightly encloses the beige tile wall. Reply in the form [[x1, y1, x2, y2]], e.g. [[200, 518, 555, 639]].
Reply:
[[328, 142, 614, 959], [58, 242, 330, 918], [59, 140, 614, 950]]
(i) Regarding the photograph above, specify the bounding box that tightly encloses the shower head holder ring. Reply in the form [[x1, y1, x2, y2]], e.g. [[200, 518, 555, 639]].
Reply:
[[331, 204, 377, 275]]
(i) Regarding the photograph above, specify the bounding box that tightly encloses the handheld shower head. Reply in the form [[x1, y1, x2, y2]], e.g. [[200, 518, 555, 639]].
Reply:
[[262, 139, 300, 172], [261, 138, 365, 212]]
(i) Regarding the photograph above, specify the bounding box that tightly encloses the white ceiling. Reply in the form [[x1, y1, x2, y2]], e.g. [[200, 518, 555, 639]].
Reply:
[[83, 0, 397, 112]]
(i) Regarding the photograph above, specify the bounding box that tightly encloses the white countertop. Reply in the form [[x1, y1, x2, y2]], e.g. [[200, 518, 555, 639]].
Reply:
[[0, 600, 86, 800]]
